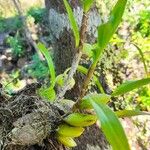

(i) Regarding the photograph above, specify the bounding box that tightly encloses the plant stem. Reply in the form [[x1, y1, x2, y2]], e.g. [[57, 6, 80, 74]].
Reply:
[[77, 65, 105, 93], [73, 49, 105, 109], [73, 62, 97, 110], [56, 12, 89, 102], [80, 63, 97, 98]]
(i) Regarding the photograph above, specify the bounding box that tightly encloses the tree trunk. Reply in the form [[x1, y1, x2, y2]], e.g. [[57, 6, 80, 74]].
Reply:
[[0, 1, 111, 150], [45, 0, 110, 150]]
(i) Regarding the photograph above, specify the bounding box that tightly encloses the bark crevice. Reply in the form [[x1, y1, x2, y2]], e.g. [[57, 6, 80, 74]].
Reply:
[[0, 84, 64, 150]]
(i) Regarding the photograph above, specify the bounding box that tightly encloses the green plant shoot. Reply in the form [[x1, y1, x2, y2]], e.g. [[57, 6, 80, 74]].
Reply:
[[37, 42, 56, 88], [63, 0, 80, 47]]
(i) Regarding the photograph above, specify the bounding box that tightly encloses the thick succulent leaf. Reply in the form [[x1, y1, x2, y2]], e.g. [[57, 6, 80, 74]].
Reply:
[[96, 0, 127, 58], [81, 0, 94, 12], [38, 87, 56, 102], [112, 78, 150, 96], [64, 113, 97, 127], [56, 74, 64, 86], [80, 94, 110, 109], [63, 0, 80, 47], [37, 43, 55, 88], [90, 100, 130, 150], [116, 110, 150, 118], [57, 124, 84, 137], [57, 135, 77, 147]]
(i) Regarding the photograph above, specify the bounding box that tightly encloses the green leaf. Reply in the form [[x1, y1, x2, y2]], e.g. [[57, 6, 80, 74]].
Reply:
[[81, 0, 94, 12], [38, 87, 56, 101], [112, 78, 150, 96], [80, 94, 110, 109], [116, 110, 150, 118], [56, 74, 65, 87], [90, 100, 130, 150], [63, 0, 80, 47], [96, 0, 127, 59], [132, 43, 148, 77], [37, 43, 56, 88]]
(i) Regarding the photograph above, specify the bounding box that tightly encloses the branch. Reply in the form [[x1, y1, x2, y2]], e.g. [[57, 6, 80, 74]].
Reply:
[[56, 12, 89, 102], [11, 0, 44, 60]]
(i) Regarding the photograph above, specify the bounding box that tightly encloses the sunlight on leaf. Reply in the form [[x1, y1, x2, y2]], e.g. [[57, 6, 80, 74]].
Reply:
[[116, 110, 150, 118], [112, 78, 150, 96], [90, 99, 130, 150], [96, 0, 127, 60], [63, 0, 80, 47]]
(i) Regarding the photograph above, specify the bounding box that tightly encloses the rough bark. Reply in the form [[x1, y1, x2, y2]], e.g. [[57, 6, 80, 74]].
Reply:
[[46, 0, 101, 100], [0, 84, 66, 150], [0, 1, 110, 150], [46, 0, 100, 75]]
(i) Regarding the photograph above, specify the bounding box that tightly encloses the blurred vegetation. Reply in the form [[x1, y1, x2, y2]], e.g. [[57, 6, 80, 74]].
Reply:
[[0, 0, 44, 17], [7, 33, 24, 57], [27, 54, 49, 79], [0, 16, 22, 32], [136, 10, 150, 38], [1, 70, 24, 94], [27, 7, 47, 24]]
